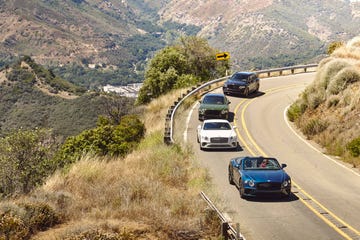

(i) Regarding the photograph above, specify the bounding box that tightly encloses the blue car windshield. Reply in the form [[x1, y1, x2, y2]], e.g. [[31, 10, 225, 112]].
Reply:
[[203, 96, 225, 104], [203, 122, 231, 130], [230, 73, 249, 82], [243, 158, 281, 170]]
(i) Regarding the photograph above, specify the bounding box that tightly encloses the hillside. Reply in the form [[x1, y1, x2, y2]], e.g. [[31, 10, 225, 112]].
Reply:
[[0, 0, 198, 88], [0, 56, 135, 139], [0, 88, 219, 239], [159, 0, 360, 70], [288, 36, 360, 167], [0, 0, 359, 89]]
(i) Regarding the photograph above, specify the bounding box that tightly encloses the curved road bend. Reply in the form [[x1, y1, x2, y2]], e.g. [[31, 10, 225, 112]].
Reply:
[[185, 73, 360, 240]]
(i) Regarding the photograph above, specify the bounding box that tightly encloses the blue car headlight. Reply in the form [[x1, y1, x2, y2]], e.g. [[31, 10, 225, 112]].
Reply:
[[282, 179, 291, 187], [245, 179, 255, 187], [199, 108, 205, 114]]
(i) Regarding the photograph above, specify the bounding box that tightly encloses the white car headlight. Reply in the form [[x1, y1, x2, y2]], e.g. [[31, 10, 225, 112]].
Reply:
[[202, 136, 209, 141]]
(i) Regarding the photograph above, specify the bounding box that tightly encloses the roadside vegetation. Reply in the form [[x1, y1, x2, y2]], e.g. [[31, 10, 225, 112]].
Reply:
[[136, 36, 229, 104], [287, 36, 360, 168], [0, 89, 219, 239], [0, 36, 223, 239]]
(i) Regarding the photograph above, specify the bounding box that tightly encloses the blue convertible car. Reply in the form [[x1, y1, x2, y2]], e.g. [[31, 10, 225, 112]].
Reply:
[[228, 156, 291, 199]]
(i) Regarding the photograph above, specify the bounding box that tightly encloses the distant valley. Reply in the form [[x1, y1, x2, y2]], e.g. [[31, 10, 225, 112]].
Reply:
[[0, 0, 359, 88]]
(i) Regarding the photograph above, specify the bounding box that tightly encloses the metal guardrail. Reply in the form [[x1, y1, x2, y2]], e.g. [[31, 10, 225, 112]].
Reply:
[[200, 191, 244, 240], [163, 64, 318, 144]]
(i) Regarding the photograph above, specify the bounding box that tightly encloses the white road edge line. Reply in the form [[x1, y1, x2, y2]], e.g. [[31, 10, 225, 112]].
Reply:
[[284, 105, 360, 177], [184, 102, 198, 143]]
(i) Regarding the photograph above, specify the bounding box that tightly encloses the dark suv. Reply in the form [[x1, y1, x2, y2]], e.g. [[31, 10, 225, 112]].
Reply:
[[198, 93, 230, 121], [223, 72, 260, 96]]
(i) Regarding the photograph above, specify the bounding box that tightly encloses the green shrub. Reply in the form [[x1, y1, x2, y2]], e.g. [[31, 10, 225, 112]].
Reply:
[[63, 229, 136, 240], [320, 59, 350, 90], [0, 212, 29, 240], [56, 115, 145, 165], [302, 119, 328, 136], [327, 67, 360, 95], [327, 41, 344, 55], [21, 202, 60, 233], [346, 137, 360, 157], [326, 95, 340, 108], [0, 128, 58, 196], [0, 202, 60, 239], [287, 102, 307, 122]]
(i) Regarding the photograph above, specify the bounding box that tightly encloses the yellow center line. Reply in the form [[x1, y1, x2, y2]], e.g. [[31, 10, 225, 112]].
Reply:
[[233, 84, 359, 240]]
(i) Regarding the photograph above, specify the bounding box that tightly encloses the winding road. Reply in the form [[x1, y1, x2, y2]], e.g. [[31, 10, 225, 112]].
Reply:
[[185, 73, 360, 240]]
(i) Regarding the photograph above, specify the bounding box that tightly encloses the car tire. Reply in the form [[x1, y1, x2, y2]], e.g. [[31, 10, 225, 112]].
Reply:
[[228, 168, 235, 185], [239, 180, 246, 199], [281, 189, 291, 199], [244, 87, 249, 97]]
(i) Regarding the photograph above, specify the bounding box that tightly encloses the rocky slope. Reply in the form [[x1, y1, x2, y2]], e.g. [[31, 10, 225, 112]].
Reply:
[[159, 0, 360, 69]]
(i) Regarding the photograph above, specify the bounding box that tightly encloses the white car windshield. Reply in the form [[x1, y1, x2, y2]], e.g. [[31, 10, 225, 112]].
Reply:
[[203, 122, 231, 130]]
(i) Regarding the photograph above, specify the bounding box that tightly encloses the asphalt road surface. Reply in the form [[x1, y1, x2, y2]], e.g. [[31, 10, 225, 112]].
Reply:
[[185, 73, 360, 240]]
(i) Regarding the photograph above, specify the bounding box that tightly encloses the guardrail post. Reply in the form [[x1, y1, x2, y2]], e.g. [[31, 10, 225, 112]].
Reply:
[[222, 222, 229, 240], [236, 223, 242, 240]]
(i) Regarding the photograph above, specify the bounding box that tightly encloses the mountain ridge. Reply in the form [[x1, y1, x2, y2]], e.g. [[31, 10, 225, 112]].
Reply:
[[0, 0, 359, 87]]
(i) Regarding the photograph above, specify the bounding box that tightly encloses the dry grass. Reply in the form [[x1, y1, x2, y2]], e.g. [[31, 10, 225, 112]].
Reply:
[[292, 36, 360, 168], [12, 87, 221, 239]]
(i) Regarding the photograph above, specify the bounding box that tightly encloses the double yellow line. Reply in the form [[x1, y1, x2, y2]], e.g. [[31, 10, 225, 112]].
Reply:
[[233, 85, 360, 240]]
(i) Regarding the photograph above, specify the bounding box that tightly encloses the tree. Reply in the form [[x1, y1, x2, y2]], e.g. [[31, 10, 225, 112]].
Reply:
[[136, 36, 229, 104], [0, 129, 58, 197], [99, 94, 135, 125]]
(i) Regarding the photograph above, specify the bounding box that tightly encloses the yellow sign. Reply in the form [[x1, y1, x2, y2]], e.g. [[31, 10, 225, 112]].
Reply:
[[216, 52, 230, 60]]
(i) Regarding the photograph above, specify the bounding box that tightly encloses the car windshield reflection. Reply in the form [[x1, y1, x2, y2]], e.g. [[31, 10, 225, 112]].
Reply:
[[243, 158, 281, 170], [203, 96, 225, 104], [230, 73, 248, 82]]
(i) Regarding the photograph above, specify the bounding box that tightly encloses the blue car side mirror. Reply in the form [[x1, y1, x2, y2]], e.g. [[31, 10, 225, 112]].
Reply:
[[281, 163, 287, 168]]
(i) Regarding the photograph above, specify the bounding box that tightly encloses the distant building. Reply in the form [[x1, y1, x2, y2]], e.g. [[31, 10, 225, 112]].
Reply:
[[102, 83, 142, 98]]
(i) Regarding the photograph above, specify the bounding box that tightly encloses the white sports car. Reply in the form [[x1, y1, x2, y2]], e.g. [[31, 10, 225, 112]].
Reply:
[[197, 119, 238, 150]]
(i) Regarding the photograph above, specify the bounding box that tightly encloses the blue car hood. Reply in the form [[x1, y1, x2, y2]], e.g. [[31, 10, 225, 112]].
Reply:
[[226, 79, 247, 86], [243, 170, 287, 182]]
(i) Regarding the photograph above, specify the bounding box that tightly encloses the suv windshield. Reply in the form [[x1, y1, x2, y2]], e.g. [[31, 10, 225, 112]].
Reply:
[[203, 95, 225, 104], [230, 73, 249, 82]]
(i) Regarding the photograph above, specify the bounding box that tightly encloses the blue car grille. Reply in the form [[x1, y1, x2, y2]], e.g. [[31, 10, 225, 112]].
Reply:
[[210, 137, 228, 143], [257, 182, 281, 190]]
